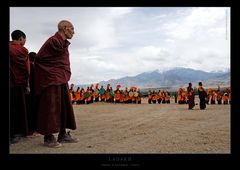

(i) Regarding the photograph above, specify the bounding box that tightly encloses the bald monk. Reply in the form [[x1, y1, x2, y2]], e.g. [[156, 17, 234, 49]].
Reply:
[[34, 20, 78, 147], [10, 30, 30, 144]]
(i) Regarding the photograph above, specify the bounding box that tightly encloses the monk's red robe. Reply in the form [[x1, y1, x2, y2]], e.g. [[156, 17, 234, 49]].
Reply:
[[34, 32, 71, 95], [10, 41, 30, 138], [34, 32, 76, 135], [10, 41, 30, 87]]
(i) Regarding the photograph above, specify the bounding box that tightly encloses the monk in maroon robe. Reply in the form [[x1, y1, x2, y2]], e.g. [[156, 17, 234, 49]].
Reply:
[[26, 52, 39, 137], [198, 82, 207, 110], [10, 30, 30, 144], [187, 82, 195, 109], [34, 20, 78, 147]]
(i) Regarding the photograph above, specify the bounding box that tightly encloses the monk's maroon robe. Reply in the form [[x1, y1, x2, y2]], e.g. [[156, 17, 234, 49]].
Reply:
[[10, 41, 30, 88], [10, 41, 30, 138], [34, 32, 76, 135], [187, 86, 195, 109]]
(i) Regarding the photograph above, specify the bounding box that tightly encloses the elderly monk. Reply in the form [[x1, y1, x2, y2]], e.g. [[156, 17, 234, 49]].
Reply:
[[10, 30, 30, 144], [34, 20, 78, 147]]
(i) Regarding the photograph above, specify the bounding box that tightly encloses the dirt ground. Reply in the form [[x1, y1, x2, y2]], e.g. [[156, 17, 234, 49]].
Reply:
[[10, 98, 230, 154]]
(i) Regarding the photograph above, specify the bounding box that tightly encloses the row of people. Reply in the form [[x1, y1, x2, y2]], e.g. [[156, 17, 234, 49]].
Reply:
[[185, 82, 231, 110], [69, 84, 142, 104], [10, 30, 39, 144], [177, 87, 189, 104], [147, 90, 171, 104], [177, 86, 231, 105], [206, 88, 231, 105]]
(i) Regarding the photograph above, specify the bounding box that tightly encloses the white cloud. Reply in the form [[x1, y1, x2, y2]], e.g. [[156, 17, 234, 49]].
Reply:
[[109, 7, 133, 18], [164, 7, 227, 40], [10, 7, 230, 84], [138, 46, 162, 58]]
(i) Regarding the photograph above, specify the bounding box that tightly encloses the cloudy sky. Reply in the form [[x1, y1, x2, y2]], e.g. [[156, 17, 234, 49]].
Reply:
[[10, 7, 230, 84]]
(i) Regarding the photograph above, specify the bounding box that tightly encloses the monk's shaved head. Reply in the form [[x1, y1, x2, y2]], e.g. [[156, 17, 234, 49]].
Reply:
[[58, 20, 73, 31], [57, 20, 74, 40]]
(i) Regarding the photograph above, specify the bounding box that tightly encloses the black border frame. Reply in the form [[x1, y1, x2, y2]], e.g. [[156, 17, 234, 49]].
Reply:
[[2, 0, 239, 168]]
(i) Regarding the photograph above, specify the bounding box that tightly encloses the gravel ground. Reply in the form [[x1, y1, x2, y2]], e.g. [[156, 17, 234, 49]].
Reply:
[[10, 98, 230, 154]]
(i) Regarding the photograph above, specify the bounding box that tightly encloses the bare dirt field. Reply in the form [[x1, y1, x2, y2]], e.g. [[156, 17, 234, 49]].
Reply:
[[10, 98, 230, 154]]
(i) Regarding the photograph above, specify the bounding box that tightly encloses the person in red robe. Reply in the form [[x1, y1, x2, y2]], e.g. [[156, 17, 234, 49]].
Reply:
[[26, 52, 40, 137], [198, 82, 207, 110], [187, 82, 195, 109], [34, 20, 78, 147], [10, 30, 30, 144]]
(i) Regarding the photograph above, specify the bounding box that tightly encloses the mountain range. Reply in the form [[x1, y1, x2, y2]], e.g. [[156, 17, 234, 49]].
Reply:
[[76, 67, 230, 91]]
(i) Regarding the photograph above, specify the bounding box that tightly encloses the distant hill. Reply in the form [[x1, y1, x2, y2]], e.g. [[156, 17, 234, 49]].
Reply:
[[75, 67, 230, 91]]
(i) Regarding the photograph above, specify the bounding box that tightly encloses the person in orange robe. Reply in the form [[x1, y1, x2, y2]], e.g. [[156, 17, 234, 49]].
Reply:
[[10, 30, 30, 144], [161, 91, 166, 104], [94, 83, 99, 102], [80, 87, 86, 104], [181, 88, 186, 104], [124, 87, 130, 103], [120, 90, 124, 103], [223, 92, 229, 104], [206, 88, 213, 105], [157, 90, 162, 104], [75, 87, 81, 104], [129, 88, 135, 104], [114, 85, 121, 103], [148, 89, 152, 104], [105, 84, 111, 102], [211, 90, 217, 104], [152, 90, 157, 104], [69, 84, 75, 104]]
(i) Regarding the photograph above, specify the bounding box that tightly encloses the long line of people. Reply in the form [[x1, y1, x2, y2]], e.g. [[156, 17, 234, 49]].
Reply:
[[177, 86, 231, 105], [69, 84, 142, 104], [206, 87, 231, 105], [147, 90, 171, 104]]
